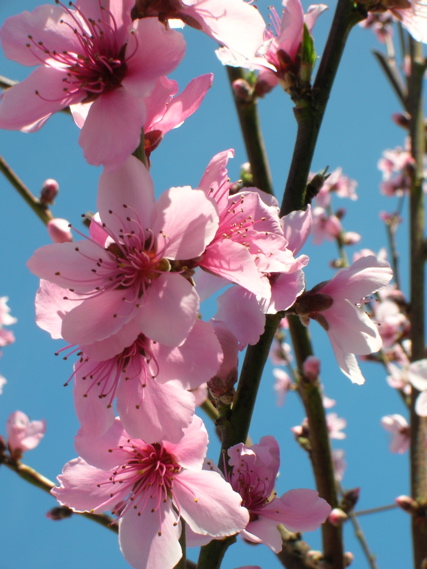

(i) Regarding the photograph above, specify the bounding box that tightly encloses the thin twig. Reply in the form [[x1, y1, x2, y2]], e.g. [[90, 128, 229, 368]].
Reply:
[[0, 155, 53, 225]]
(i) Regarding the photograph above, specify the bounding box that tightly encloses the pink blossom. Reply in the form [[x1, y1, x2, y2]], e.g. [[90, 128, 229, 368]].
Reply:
[[359, 11, 394, 42], [142, 73, 213, 158], [0, 2, 186, 169], [227, 436, 331, 552], [28, 156, 219, 349], [314, 167, 358, 209], [52, 416, 249, 569], [390, 1, 427, 43], [381, 414, 410, 453], [7, 411, 46, 457], [133, 0, 266, 60], [47, 218, 73, 243], [295, 256, 393, 384], [34, 280, 222, 442], [311, 207, 342, 245], [217, 0, 327, 93]]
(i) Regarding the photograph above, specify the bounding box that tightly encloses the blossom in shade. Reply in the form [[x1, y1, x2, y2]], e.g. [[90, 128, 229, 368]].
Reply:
[[52, 415, 249, 569], [0, 1, 186, 169], [381, 414, 410, 453], [6, 411, 46, 458], [294, 255, 393, 384], [28, 156, 219, 349], [227, 436, 331, 552], [217, 0, 327, 93]]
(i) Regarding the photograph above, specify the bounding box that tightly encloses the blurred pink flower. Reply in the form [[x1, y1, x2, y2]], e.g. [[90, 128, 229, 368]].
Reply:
[[273, 368, 293, 406], [311, 207, 342, 245], [314, 167, 358, 209], [381, 414, 410, 453], [332, 449, 346, 482], [326, 413, 347, 440], [0, 1, 186, 169], [227, 436, 331, 552], [53, 415, 249, 569], [7, 411, 46, 457]]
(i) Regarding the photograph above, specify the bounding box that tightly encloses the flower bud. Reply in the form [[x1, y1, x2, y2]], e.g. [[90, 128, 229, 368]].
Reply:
[[40, 178, 59, 205], [232, 79, 253, 103], [328, 508, 348, 527], [6, 411, 46, 460], [47, 218, 73, 243], [302, 355, 321, 381], [395, 494, 419, 514], [46, 506, 73, 521], [340, 487, 360, 513], [344, 552, 355, 567]]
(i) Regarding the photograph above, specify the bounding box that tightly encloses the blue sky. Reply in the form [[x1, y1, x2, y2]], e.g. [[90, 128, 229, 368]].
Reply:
[[0, 1, 419, 568]]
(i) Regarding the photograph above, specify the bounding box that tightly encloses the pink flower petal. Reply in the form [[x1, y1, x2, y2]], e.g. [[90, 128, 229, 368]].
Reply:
[[136, 273, 199, 347], [119, 503, 181, 569], [152, 187, 219, 260], [116, 377, 195, 443]]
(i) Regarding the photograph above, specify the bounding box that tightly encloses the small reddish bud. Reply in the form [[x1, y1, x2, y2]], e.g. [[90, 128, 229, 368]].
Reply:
[[40, 179, 59, 205]]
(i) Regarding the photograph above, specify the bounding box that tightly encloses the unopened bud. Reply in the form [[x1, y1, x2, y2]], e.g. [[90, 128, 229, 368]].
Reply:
[[40, 179, 59, 205], [328, 508, 348, 527], [232, 79, 253, 103], [344, 552, 355, 567], [46, 506, 73, 521], [340, 487, 360, 513], [392, 112, 410, 129], [395, 494, 419, 514], [302, 356, 321, 381], [47, 218, 73, 243]]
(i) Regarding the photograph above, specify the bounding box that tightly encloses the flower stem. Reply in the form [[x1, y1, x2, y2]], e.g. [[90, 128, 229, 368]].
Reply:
[[406, 38, 427, 568], [281, 0, 364, 216], [2, 457, 117, 532], [226, 66, 274, 196], [0, 155, 53, 225]]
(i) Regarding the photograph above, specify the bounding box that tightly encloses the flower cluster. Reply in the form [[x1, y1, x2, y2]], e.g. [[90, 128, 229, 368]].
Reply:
[[0, 0, 402, 567]]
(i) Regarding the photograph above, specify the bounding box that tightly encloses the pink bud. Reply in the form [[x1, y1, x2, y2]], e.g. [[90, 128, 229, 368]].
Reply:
[[40, 179, 59, 205], [6, 411, 46, 458], [303, 356, 321, 381], [232, 79, 253, 102], [395, 495, 419, 514], [328, 508, 348, 527], [392, 113, 410, 129], [342, 231, 361, 245], [47, 218, 73, 243], [344, 552, 355, 566]]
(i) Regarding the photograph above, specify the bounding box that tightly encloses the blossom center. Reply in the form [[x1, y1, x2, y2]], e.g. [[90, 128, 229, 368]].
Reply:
[[27, 1, 130, 102], [101, 442, 181, 520]]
